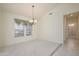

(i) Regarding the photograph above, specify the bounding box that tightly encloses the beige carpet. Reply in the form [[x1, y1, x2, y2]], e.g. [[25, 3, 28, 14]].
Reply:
[[0, 39, 60, 56]]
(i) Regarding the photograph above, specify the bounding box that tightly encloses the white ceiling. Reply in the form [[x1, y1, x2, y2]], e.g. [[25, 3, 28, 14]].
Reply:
[[0, 3, 60, 19]]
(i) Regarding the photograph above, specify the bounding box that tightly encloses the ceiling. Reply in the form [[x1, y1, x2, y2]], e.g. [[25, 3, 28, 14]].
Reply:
[[0, 3, 60, 19]]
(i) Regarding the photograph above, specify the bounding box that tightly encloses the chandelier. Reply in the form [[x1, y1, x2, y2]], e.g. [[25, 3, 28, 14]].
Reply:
[[29, 4, 37, 24]]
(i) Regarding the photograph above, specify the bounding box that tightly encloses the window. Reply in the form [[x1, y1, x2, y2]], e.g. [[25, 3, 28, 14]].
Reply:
[[25, 24, 32, 36], [14, 19, 32, 37], [15, 23, 24, 37]]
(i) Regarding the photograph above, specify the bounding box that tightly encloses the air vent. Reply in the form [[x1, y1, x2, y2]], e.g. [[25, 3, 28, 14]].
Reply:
[[49, 13, 53, 15]]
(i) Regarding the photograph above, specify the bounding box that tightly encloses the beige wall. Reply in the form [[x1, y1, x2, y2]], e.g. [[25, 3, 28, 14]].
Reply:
[[0, 8, 1, 46], [0, 8, 5, 47], [0, 11, 37, 47], [37, 4, 79, 44], [0, 9, 1, 39]]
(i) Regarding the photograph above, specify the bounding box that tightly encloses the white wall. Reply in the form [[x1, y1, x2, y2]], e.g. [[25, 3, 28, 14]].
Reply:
[[38, 4, 79, 43], [0, 11, 37, 47]]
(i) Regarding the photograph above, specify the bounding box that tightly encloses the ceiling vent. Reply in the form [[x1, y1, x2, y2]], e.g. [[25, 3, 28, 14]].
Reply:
[[49, 12, 53, 15]]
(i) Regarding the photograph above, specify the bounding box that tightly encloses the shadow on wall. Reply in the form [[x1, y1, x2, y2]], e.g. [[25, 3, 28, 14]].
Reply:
[[0, 12, 6, 53], [0, 31, 6, 53], [0, 40, 6, 53]]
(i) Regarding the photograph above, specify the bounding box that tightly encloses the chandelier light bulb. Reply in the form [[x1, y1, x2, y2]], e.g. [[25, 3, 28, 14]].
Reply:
[[29, 19, 33, 23], [34, 19, 37, 23]]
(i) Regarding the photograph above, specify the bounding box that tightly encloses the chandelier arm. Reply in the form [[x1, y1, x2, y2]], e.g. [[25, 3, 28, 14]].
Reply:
[[29, 4, 37, 24]]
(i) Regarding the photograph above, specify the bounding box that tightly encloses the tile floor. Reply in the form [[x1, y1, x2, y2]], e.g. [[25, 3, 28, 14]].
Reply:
[[53, 45, 79, 56], [53, 39, 79, 56]]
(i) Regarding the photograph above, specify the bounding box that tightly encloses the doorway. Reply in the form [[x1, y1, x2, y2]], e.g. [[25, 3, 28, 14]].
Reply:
[[64, 12, 79, 49]]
